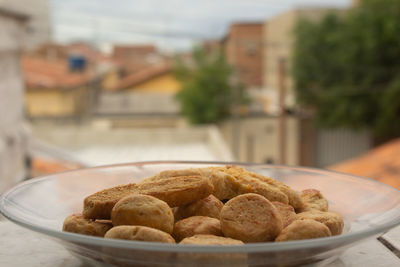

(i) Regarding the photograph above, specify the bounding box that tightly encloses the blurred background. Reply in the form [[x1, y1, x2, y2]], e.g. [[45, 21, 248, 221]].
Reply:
[[0, 0, 399, 193]]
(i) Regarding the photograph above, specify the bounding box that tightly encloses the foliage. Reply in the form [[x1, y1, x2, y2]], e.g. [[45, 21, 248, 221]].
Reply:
[[293, 0, 400, 139], [174, 47, 248, 124]]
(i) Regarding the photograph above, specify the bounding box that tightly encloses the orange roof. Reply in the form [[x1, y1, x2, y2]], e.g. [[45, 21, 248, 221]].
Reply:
[[22, 56, 93, 89], [113, 62, 171, 90], [32, 157, 83, 177], [329, 138, 400, 189]]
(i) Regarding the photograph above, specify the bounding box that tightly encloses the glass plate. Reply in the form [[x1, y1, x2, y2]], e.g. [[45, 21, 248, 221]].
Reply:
[[1, 161, 400, 267]]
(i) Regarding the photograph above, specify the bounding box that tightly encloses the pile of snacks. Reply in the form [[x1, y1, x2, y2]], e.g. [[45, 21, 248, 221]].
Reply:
[[63, 166, 344, 244]]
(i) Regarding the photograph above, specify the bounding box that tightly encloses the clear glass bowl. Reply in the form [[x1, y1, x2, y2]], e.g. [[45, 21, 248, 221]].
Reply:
[[1, 161, 400, 267]]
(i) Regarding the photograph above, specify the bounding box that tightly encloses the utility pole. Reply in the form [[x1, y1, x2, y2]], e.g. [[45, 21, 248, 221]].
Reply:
[[278, 58, 287, 165]]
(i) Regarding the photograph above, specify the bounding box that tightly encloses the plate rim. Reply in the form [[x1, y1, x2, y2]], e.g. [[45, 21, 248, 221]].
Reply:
[[1, 160, 400, 253]]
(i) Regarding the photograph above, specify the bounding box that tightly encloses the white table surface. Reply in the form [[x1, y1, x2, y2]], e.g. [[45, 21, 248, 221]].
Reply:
[[1, 219, 399, 267]]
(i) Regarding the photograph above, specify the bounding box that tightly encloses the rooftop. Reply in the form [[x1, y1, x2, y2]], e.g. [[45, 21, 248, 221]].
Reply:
[[22, 56, 93, 89], [329, 138, 400, 189], [113, 61, 171, 90]]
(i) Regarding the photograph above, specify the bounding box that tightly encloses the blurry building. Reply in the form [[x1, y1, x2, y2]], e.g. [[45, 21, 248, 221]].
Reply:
[[112, 44, 165, 74], [0, 8, 30, 192], [22, 43, 115, 121], [223, 23, 264, 89], [263, 7, 344, 109], [22, 54, 94, 120], [0, 0, 51, 49], [95, 62, 182, 128]]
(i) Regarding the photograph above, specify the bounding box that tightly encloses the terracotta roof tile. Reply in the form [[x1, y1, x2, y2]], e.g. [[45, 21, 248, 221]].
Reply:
[[32, 157, 83, 177], [329, 138, 400, 189], [113, 62, 171, 90], [22, 56, 94, 89]]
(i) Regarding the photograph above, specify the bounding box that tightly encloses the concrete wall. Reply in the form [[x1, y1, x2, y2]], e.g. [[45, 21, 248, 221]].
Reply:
[[95, 92, 180, 115], [0, 12, 29, 192], [128, 73, 181, 93], [219, 116, 300, 165], [25, 87, 89, 118], [0, 0, 51, 49]]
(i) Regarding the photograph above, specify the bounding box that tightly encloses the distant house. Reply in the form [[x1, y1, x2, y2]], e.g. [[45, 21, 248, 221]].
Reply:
[[112, 62, 180, 94], [222, 22, 264, 89], [263, 7, 344, 109], [22, 43, 114, 120], [22, 54, 94, 119], [95, 61, 182, 127]]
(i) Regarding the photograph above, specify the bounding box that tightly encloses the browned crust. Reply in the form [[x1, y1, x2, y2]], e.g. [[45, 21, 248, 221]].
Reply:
[[83, 183, 138, 220], [137, 175, 214, 207]]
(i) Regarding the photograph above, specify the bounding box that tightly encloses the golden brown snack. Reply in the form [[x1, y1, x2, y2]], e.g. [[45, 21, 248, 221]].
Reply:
[[111, 194, 174, 234], [220, 193, 282, 243], [300, 189, 329, 212], [62, 213, 113, 237], [179, 234, 243, 245], [272, 201, 297, 228], [137, 175, 214, 207], [228, 166, 304, 210], [297, 210, 344, 236], [275, 219, 331, 242], [149, 167, 243, 200], [105, 225, 175, 243], [173, 216, 222, 242], [201, 167, 242, 200], [173, 195, 223, 221], [83, 183, 138, 220]]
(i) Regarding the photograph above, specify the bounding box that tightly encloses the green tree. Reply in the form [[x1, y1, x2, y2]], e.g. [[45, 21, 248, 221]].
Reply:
[[293, 0, 400, 140], [174, 47, 247, 124]]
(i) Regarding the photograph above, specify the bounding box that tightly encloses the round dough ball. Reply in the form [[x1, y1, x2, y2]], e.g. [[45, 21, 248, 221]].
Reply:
[[105, 225, 175, 243], [174, 195, 223, 221], [63, 213, 113, 237], [220, 193, 282, 243], [173, 216, 222, 241], [275, 219, 331, 242], [296, 210, 344, 236], [179, 234, 243, 245], [111, 194, 174, 234]]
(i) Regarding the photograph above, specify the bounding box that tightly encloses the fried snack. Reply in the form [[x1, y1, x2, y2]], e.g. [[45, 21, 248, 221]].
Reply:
[[180, 234, 243, 245], [173, 195, 223, 221], [62, 213, 113, 237], [275, 219, 331, 242], [272, 201, 297, 228], [83, 183, 138, 220], [147, 167, 242, 200], [300, 189, 329, 212], [200, 167, 242, 200], [297, 210, 344, 236], [226, 166, 304, 210], [111, 194, 174, 234], [137, 175, 214, 207], [220, 193, 282, 243], [173, 216, 222, 242], [105, 225, 175, 243]]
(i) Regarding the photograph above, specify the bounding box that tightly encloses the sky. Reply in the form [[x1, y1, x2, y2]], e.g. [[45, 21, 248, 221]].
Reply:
[[51, 0, 351, 52]]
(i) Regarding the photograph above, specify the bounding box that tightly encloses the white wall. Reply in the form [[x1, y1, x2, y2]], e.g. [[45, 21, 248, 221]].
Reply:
[[0, 13, 30, 192], [0, 0, 51, 49]]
